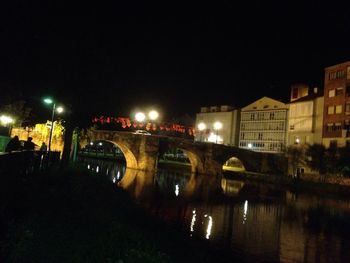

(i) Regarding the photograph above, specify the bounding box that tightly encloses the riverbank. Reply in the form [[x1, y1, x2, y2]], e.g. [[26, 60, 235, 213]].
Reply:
[[0, 167, 230, 263], [224, 170, 350, 198]]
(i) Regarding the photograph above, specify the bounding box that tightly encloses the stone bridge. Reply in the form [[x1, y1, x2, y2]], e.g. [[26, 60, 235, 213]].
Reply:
[[80, 130, 287, 175]]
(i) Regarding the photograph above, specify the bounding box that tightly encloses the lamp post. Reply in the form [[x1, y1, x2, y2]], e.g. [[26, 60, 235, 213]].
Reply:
[[213, 121, 222, 144], [44, 98, 64, 153], [197, 122, 206, 142]]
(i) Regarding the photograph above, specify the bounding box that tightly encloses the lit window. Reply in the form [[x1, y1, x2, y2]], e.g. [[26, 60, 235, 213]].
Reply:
[[328, 106, 335, 115], [336, 105, 342, 114], [328, 89, 335, 97]]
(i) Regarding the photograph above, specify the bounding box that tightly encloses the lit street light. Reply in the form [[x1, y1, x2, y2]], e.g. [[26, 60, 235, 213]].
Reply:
[[0, 115, 14, 136], [135, 112, 146, 122], [213, 121, 222, 144], [197, 122, 206, 142], [148, 110, 159, 121], [43, 98, 64, 153]]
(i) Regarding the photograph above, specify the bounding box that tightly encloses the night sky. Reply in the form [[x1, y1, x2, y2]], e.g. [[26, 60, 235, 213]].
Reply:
[[1, 1, 350, 126]]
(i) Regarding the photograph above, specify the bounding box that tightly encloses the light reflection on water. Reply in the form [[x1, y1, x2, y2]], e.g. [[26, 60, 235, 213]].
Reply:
[[79, 158, 350, 263]]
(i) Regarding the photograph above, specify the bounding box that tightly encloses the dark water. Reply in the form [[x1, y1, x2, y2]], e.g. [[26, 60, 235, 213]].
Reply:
[[79, 157, 350, 263]]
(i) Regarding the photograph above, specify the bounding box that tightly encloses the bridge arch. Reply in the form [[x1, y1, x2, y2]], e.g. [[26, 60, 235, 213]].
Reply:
[[163, 141, 205, 174], [222, 156, 246, 172], [104, 139, 138, 169], [81, 139, 138, 170]]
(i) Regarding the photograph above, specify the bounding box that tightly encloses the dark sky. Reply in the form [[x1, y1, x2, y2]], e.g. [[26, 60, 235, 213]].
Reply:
[[1, 1, 350, 125]]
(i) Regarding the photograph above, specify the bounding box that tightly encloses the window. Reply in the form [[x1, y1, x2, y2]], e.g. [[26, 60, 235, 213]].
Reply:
[[347, 66, 350, 80], [327, 123, 333, 132], [290, 125, 294, 130], [346, 84, 350, 96], [330, 72, 337, 80], [337, 70, 345, 79], [329, 70, 345, 80], [328, 106, 335, 114], [329, 89, 335, 97], [335, 123, 342, 131], [344, 120, 350, 130], [336, 87, 344, 96], [292, 87, 298, 99], [346, 103, 350, 115], [336, 105, 342, 114]]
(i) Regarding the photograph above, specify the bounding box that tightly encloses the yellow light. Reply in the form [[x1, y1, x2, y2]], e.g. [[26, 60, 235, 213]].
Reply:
[[148, 110, 159, 121], [56, 106, 64, 113], [213, 121, 222, 130], [0, 115, 14, 126], [197, 122, 206, 131]]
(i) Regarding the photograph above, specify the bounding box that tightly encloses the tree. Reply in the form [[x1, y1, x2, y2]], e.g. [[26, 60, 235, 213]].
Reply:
[[0, 100, 32, 127], [338, 145, 350, 176], [306, 144, 327, 174], [286, 145, 305, 177]]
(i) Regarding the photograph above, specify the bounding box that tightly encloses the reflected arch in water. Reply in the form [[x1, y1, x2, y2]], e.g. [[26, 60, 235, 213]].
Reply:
[[184, 149, 205, 174], [221, 178, 245, 196], [118, 168, 155, 201], [222, 156, 246, 172]]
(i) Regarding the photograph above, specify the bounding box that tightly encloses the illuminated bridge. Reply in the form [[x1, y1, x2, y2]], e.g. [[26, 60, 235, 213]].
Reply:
[[80, 129, 287, 175]]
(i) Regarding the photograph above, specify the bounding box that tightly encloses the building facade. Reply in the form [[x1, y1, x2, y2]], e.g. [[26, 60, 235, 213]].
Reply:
[[322, 61, 350, 147], [195, 105, 240, 146], [239, 97, 288, 153], [287, 86, 324, 146]]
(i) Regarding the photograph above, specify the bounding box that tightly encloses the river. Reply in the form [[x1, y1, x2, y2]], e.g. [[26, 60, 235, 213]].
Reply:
[[79, 157, 350, 263]]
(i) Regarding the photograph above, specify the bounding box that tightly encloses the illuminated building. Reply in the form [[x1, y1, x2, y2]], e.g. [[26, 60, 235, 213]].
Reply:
[[322, 61, 350, 147], [287, 84, 324, 146], [195, 105, 240, 145], [239, 97, 288, 153]]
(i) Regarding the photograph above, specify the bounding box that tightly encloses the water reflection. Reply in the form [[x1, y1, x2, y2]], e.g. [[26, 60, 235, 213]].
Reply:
[[221, 177, 245, 196], [79, 158, 350, 263], [78, 157, 126, 183]]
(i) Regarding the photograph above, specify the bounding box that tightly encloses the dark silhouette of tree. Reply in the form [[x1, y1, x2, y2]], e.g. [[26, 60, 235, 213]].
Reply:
[[0, 100, 32, 127], [306, 144, 327, 175], [286, 145, 305, 177]]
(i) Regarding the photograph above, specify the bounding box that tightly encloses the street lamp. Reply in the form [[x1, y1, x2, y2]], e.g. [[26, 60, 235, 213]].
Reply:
[[213, 121, 222, 144], [135, 112, 146, 122], [148, 110, 159, 121], [0, 115, 14, 136], [197, 122, 206, 142], [43, 98, 64, 153]]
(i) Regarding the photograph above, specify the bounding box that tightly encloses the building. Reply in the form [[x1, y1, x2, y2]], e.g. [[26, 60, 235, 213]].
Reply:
[[195, 105, 240, 145], [322, 61, 350, 147], [239, 97, 288, 153], [287, 85, 324, 146]]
